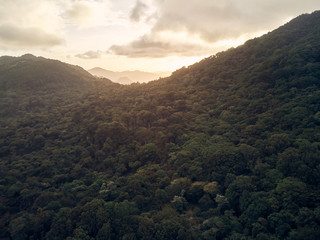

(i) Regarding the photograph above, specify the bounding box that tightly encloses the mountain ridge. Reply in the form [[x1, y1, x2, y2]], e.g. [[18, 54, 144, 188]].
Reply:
[[0, 54, 97, 92]]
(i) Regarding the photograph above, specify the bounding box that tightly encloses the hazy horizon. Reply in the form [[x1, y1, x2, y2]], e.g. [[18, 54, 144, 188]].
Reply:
[[0, 0, 319, 72]]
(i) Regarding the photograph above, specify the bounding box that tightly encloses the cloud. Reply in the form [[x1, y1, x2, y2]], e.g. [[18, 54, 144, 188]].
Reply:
[[0, 0, 62, 31], [0, 0, 64, 49], [75, 50, 104, 59], [151, 0, 320, 42], [0, 24, 63, 48], [0, 0, 116, 50], [110, 0, 320, 58], [130, 0, 148, 22], [65, 2, 94, 25], [63, 1, 115, 27], [109, 35, 209, 58]]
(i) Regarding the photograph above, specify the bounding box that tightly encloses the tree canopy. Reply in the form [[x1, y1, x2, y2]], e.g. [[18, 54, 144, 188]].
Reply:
[[1, 11, 320, 240]]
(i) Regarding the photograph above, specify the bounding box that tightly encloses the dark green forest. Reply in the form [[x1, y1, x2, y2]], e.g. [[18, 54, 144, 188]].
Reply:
[[1, 11, 320, 240]]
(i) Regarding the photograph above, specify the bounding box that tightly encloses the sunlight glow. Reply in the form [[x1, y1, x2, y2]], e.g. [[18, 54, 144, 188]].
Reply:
[[215, 31, 268, 49]]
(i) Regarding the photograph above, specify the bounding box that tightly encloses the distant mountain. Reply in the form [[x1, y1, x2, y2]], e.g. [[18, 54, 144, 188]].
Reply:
[[88, 67, 171, 84], [0, 54, 96, 91]]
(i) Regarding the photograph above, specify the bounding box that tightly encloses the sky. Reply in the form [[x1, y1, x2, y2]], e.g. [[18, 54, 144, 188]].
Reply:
[[0, 0, 319, 72]]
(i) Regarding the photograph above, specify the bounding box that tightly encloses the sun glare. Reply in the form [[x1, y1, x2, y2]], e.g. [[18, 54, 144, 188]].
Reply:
[[215, 31, 268, 50]]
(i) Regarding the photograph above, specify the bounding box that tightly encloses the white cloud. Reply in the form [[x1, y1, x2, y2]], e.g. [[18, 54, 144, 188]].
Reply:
[[110, 0, 320, 58], [0, 0, 119, 49], [0, 0, 63, 49], [109, 33, 212, 58], [62, 0, 117, 28], [75, 50, 104, 59], [0, 24, 63, 49], [66, 2, 94, 25], [151, 0, 320, 42], [0, 0, 62, 31]]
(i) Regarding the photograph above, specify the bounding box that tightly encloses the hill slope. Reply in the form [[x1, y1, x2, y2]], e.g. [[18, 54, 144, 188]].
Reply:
[[0, 54, 96, 91], [0, 11, 320, 240], [0, 54, 116, 118]]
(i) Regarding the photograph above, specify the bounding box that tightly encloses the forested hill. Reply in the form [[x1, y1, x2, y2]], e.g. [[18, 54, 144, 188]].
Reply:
[[156, 10, 320, 90], [1, 11, 320, 240], [0, 54, 99, 92], [0, 54, 116, 118]]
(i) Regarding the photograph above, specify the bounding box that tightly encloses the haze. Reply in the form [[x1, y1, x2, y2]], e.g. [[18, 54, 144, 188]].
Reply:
[[0, 0, 319, 72]]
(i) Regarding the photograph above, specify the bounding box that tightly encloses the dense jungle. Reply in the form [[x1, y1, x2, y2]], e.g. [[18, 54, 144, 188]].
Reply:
[[0, 11, 320, 240]]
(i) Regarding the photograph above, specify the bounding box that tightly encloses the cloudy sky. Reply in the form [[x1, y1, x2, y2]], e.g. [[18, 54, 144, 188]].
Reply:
[[0, 0, 319, 72]]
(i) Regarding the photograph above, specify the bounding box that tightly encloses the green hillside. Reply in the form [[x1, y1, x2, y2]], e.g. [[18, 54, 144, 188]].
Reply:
[[0, 11, 320, 239], [0, 54, 97, 91], [0, 54, 115, 118]]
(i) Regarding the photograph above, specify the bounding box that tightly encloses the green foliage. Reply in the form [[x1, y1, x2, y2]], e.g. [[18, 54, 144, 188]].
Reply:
[[1, 11, 320, 239]]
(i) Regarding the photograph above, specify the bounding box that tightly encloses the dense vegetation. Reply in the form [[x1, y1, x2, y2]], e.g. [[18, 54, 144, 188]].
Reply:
[[1, 11, 320, 240]]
